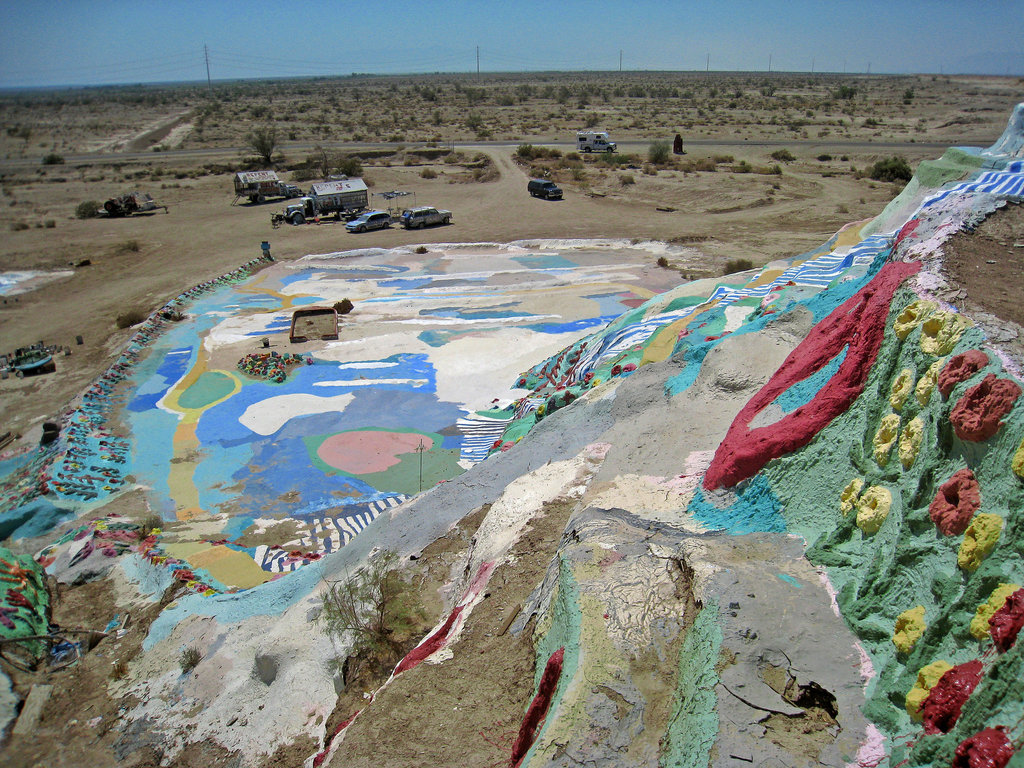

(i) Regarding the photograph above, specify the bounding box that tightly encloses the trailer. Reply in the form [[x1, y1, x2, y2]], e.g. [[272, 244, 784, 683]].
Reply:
[[274, 178, 369, 226], [233, 170, 302, 204]]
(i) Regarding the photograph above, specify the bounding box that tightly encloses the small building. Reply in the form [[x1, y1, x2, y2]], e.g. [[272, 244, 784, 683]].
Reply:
[[234, 170, 281, 197], [309, 178, 369, 212]]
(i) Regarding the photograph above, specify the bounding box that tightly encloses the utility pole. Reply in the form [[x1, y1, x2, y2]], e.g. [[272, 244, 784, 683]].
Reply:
[[204, 44, 212, 91], [619, 50, 622, 72], [768, 53, 772, 73], [476, 46, 480, 78]]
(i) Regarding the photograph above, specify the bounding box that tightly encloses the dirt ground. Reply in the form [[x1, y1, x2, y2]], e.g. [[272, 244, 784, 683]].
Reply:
[[0, 73, 1022, 767]]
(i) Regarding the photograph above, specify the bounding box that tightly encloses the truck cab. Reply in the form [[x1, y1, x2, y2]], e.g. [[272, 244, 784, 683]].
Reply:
[[284, 198, 317, 225], [576, 131, 617, 153]]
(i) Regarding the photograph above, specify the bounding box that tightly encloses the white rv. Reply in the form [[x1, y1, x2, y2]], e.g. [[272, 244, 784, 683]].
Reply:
[[576, 131, 617, 153]]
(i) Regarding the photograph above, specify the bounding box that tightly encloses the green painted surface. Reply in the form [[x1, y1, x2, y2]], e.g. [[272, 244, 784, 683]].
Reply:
[[661, 600, 722, 768], [178, 371, 236, 410]]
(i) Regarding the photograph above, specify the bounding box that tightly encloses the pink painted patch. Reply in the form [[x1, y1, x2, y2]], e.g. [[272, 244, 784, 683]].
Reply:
[[317, 431, 434, 474]]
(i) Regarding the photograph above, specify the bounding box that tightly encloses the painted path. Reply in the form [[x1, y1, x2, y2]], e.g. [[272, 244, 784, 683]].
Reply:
[[111, 241, 687, 589]]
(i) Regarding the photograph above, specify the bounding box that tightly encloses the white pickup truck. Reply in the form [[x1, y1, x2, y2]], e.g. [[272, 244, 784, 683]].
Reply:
[[400, 206, 452, 229], [576, 131, 617, 153]]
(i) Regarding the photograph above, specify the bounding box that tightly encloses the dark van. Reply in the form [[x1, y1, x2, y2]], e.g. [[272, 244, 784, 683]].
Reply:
[[528, 179, 563, 200]]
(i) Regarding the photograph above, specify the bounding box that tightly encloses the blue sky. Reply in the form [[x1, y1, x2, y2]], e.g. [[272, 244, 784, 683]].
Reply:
[[0, 0, 1021, 88]]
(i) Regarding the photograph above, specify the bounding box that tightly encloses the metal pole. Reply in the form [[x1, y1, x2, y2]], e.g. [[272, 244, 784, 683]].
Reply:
[[204, 44, 212, 91]]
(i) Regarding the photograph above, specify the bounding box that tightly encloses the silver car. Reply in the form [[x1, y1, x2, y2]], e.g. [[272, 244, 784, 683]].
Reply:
[[345, 210, 392, 233]]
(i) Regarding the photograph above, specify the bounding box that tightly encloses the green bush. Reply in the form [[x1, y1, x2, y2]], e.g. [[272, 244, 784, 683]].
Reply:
[[648, 141, 671, 165], [868, 156, 913, 183], [42, 153, 64, 165], [620, 173, 635, 185], [179, 646, 201, 674], [420, 168, 437, 179], [816, 154, 832, 162], [770, 149, 795, 162], [10, 221, 29, 231], [76, 200, 102, 219], [723, 258, 755, 274], [116, 309, 146, 329]]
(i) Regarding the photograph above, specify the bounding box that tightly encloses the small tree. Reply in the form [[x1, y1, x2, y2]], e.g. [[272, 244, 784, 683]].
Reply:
[[246, 125, 279, 165], [318, 551, 423, 680], [648, 141, 671, 165]]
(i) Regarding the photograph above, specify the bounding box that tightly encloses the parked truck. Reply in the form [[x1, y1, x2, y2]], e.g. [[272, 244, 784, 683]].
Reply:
[[233, 170, 302, 204], [576, 130, 617, 153], [273, 178, 369, 226]]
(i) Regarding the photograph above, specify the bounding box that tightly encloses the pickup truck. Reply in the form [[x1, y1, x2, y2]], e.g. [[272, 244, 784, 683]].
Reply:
[[400, 206, 452, 229]]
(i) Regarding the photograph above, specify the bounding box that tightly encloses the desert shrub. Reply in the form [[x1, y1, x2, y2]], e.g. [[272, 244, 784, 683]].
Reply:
[[619, 173, 635, 185], [414, 245, 428, 254], [42, 153, 64, 165], [732, 160, 753, 173], [420, 168, 437, 179], [723, 258, 755, 274], [648, 141, 671, 165], [834, 85, 857, 100], [138, 513, 163, 539], [116, 309, 146, 329], [656, 256, 670, 268], [179, 646, 201, 674], [712, 155, 734, 164], [115, 239, 141, 254], [245, 125, 278, 165], [317, 550, 425, 680], [816, 154, 832, 162], [868, 156, 912, 183], [335, 155, 362, 177], [44, 220, 56, 228], [770, 149, 795, 162], [681, 158, 717, 173], [10, 221, 29, 231], [643, 163, 657, 175], [333, 299, 354, 315]]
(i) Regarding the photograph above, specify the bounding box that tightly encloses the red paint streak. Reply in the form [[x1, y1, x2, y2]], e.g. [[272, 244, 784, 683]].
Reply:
[[392, 561, 495, 676], [704, 261, 920, 490], [929, 469, 981, 536], [952, 727, 1015, 768], [311, 710, 361, 767], [393, 605, 464, 675], [920, 659, 983, 734], [894, 218, 921, 247], [950, 374, 1022, 442], [939, 351, 989, 399], [989, 587, 1024, 652], [510, 647, 565, 767]]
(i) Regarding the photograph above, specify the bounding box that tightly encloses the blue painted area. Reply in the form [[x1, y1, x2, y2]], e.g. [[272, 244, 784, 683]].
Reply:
[[525, 315, 620, 335], [128, 347, 193, 412], [381, 277, 432, 290], [511, 254, 578, 270], [129, 408, 179, 518], [0, 498, 76, 541], [689, 476, 786, 534], [0, 452, 33, 483], [584, 291, 640, 316], [427, 306, 526, 320], [777, 574, 803, 588], [773, 347, 848, 414]]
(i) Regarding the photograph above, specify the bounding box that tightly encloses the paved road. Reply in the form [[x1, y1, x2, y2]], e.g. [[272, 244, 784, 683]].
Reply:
[[0, 135, 997, 171]]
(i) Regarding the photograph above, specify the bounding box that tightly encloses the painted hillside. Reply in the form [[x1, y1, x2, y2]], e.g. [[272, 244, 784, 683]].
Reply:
[[0, 104, 1023, 768]]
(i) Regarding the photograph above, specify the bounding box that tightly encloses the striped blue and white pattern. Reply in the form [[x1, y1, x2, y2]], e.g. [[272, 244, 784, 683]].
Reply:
[[253, 494, 407, 571], [457, 413, 513, 462]]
